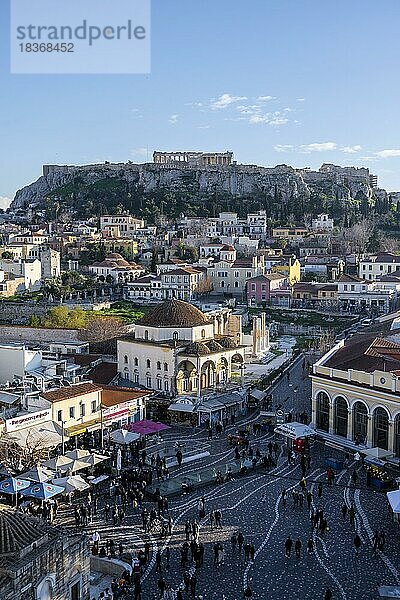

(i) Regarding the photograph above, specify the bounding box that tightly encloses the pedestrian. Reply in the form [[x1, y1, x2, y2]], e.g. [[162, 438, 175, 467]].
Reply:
[[209, 511, 215, 530], [244, 585, 253, 598], [341, 504, 348, 520], [285, 536, 293, 558], [238, 531, 244, 554], [190, 574, 197, 598], [352, 470, 359, 486], [306, 491, 312, 510], [165, 546, 170, 569], [214, 509, 223, 528], [231, 533, 238, 552], [307, 537, 314, 554], [281, 489, 287, 506], [324, 588, 333, 600], [157, 576, 166, 599], [318, 482, 323, 498], [295, 537, 302, 558], [354, 534, 361, 555]]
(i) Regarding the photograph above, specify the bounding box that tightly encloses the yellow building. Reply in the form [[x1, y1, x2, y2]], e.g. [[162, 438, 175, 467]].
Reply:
[[272, 227, 308, 240], [311, 329, 400, 455], [271, 255, 301, 285]]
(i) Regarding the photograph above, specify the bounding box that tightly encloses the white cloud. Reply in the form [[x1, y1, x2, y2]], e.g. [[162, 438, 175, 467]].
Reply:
[[296, 97, 306, 102], [341, 145, 362, 154], [198, 125, 210, 129], [168, 114, 179, 124], [274, 145, 294, 152], [269, 117, 289, 126], [0, 196, 11, 210], [376, 149, 400, 158], [300, 142, 337, 153], [257, 95, 276, 101], [210, 94, 247, 109]]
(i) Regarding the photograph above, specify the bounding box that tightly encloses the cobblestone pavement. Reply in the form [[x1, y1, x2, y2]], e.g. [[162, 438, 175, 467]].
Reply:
[[56, 359, 400, 600]]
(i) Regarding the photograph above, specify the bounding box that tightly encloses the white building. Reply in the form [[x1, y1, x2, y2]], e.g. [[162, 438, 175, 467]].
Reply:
[[89, 253, 145, 283], [311, 214, 334, 232], [359, 253, 400, 281], [0, 258, 42, 291], [100, 215, 145, 238], [117, 299, 249, 396], [337, 274, 396, 314], [41, 248, 61, 279]]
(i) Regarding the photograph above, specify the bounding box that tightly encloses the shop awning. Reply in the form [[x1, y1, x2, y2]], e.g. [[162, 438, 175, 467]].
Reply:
[[168, 402, 195, 413], [66, 418, 100, 436], [274, 422, 315, 440], [387, 490, 400, 514]]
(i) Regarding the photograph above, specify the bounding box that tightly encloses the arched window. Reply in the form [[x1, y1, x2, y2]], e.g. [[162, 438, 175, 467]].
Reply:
[[134, 357, 138, 366], [157, 361, 161, 370], [124, 355, 128, 364], [164, 380, 169, 392], [146, 359, 151, 369], [234, 281, 239, 288], [157, 376, 162, 390], [164, 362, 168, 372], [145, 330, 149, 340], [353, 402, 368, 443], [373, 407, 389, 449], [173, 331, 179, 341], [201, 329, 206, 338], [316, 392, 330, 432], [334, 397, 348, 437]]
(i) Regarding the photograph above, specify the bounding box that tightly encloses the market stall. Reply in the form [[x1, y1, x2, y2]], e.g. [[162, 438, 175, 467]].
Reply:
[[274, 421, 315, 453]]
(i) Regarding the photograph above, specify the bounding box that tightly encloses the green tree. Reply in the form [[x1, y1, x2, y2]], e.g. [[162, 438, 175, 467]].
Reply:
[[43, 306, 88, 329], [1, 251, 13, 259]]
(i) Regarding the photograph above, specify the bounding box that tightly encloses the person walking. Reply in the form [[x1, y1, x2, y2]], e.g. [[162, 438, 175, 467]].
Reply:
[[285, 536, 293, 558], [295, 538, 302, 558], [281, 489, 287, 507], [231, 533, 238, 552], [306, 491, 312, 511], [214, 509, 223, 528], [341, 504, 348, 520], [155, 550, 162, 573], [324, 588, 333, 600], [238, 531, 244, 555], [190, 574, 197, 598], [307, 537, 314, 554], [354, 534, 361, 555], [244, 585, 253, 598], [318, 482, 323, 498]]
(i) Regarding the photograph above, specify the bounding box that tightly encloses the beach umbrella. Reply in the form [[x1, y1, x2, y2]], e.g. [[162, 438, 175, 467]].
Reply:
[[51, 475, 91, 494], [20, 482, 64, 500], [0, 477, 30, 495], [81, 452, 109, 466], [20, 465, 55, 483], [43, 455, 74, 471], [110, 429, 140, 445], [65, 449, 91, 461]]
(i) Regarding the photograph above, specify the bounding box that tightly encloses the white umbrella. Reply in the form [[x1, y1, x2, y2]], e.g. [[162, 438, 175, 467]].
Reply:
[[60, 459, 90, 473], [65, 449, 91, 461], [43, 455, 74, 470], [387, 490, 400, 514], [52, 475, 91, 494], [81, 452, 109, 466], [110, 429, 140, 445], [20, 465, 55, 483]]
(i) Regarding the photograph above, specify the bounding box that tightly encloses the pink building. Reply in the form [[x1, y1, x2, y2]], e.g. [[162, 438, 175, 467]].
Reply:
[[246, 273, 289, 306]]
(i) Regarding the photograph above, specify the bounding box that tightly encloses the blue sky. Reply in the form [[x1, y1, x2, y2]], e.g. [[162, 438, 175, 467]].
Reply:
[[1, 0, 400, 208]]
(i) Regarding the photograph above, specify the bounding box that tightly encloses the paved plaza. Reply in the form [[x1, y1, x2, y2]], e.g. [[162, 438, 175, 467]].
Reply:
[[56, 360, 400, 600]]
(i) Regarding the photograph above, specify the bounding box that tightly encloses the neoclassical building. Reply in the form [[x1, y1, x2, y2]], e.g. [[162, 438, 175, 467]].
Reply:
[[311, 327, 400, 455], [117, 299, 247, 396]]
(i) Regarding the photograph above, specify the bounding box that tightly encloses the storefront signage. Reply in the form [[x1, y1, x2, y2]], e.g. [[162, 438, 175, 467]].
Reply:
[[5, 409, 52, 432]]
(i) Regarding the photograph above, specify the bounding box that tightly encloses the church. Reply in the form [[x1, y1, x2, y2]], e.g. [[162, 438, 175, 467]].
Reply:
[[117, 298, 256, 396]]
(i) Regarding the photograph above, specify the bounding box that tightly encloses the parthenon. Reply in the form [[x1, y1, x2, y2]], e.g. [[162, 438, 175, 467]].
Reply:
[[153, 150, 234, 166]]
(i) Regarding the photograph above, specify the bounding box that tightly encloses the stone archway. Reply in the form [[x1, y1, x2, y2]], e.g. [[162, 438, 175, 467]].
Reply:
[[201, 360, 216, 390], [177, 360, 197, 394], [373, 406, 389, 450], [316, 391, 330, 432], [334, 396, 348, 438], [216, 357, 229, 385], [352, 401, 368, 444]]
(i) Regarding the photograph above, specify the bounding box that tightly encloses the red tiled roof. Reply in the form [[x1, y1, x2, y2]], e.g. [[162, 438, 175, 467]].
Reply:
[[41, 383, 102, 403]]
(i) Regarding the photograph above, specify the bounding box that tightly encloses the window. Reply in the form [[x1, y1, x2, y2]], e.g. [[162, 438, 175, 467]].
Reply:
[[220, 281, 225, 288], [362, 265, 366, 270], [344, 285, 347, 291], [164, 380, 169, 392], [380, 265, 383, 271], [146, 376, 152, 388], [146, 359, 151, 368], [91, 400, 97, 413], [251, 284, 256, 291], [57, 409, 62, 422], [69, 406, 75, 419], [124, 355, 128, 364], [350, 285, 355, 291], [145, 330, 149, 340], [173, 331, 179, 340], [369, 265, 372, 270], [247, 272, 252, 278], [134, 373, 139, 384], [124, 372, 129, 379], [157, 361, 161, 370], [201, 329, 205, 339], [157, 377, 162, 390], [164, 362, 168, 371], [80, 403, 85, 417], [134, 357, 138, 366]]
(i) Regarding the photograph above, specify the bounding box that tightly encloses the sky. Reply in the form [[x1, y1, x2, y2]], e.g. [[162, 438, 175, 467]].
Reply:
[[1, 0, 400, 209]]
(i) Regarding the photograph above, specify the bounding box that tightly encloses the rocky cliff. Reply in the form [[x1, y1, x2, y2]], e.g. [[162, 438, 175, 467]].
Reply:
[[10, 161, 393, 224]]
